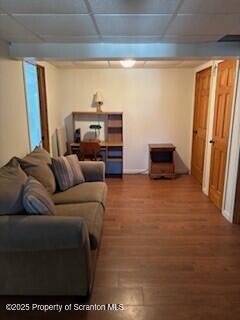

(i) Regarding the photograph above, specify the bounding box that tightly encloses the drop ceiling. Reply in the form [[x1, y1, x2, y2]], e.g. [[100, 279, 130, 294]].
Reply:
[[0, 0, 240, 44], [48, 60, 207, 69]]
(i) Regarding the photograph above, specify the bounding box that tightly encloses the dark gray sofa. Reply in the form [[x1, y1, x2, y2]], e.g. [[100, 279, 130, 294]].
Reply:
[[0, 149, 107, 296]]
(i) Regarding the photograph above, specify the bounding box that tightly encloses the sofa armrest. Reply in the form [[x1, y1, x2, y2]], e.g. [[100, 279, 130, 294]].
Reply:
[[0, 215, 93, 296], [0, 215, 90, 252], [79, 161, 105, 182]]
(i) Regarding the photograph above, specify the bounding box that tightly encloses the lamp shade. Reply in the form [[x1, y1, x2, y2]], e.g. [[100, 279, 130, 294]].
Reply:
[[95, 92, 104, 104]]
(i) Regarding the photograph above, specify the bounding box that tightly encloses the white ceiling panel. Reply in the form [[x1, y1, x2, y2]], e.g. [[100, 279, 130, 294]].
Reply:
[[166, 14, 240, 35], [145, 60, 182, 67], [49, 61, 75, 67], [89, 0, 181, 14], [0, 14, 41, 42], [102, 36, 164, 43], [95, 14, 172, 36], [0, 0, 88, 14], [48, 59, 208, 69], [179, 0, 240, 14], [109, 60, 145, 68], [42, 35, 100, 43], [180, 60, 208, 67], [13, 14, 97, 36], [73, 61, 109, 68]]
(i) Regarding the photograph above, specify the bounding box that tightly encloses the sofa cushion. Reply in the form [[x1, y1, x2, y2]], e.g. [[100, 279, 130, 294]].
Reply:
[[17, 158, 56, 194], [0, 158, 28, 215], [52, 155, 85, 192], [23, 177, 56, 215], [53, 182, 107, 209], [24, 147, 52, 164], [55, 202, 104, 250]]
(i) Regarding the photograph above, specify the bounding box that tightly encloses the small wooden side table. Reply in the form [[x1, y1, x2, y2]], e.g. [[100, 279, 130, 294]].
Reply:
[[149, 144, 176, 179]]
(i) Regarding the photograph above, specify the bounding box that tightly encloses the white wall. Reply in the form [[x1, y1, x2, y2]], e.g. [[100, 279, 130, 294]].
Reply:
[[0, 41, 29, 166], [58, 68, 195, 173]]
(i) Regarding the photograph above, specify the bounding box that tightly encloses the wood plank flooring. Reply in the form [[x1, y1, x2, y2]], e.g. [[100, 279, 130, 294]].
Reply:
[[1, 174, 240, 319], [90, 175, 240, 320]]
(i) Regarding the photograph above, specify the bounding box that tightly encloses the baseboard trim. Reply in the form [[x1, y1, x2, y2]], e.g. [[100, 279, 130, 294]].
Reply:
[[202, 187, 208, 196], [124, 169, 148, 174], [222, 209, 233, 223], [123, 169, 189, 175]]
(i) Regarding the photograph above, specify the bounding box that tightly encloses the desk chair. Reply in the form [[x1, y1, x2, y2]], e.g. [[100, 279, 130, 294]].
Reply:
[[79, 141, 102, 161]]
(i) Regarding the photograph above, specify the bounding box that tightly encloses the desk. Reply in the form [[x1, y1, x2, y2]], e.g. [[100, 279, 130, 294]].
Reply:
[[71, 141, 123, 178], [72, 111, 123, 178]]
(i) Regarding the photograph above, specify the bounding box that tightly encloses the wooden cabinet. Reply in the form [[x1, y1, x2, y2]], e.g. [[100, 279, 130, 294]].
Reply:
[[149, 144, 176, 179]]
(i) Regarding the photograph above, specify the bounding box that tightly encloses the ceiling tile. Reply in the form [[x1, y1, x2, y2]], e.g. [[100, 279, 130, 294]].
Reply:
[[179, 60, 208, 67], [145, 60, 182, 67], [102, 35, 164, 43], [0, 0, 88, 14], [179, 0, 240, 14], [95, 14, 172, 36], [13, 14, 97, 36], [166, 14, 240, 36], [145, 60, 208, 68], [89, 0, 180, 14], [73, 61, 109, 68], [0, 14, 42, 42], [46, 59, 211, 69], [109, 61, 145, 68], [42, 35, 100, 43], [49, 61, 75, 68], [162, 34, 222, 43]]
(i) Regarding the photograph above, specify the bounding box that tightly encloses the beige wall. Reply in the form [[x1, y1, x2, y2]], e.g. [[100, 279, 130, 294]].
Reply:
[[0, 41, 29, 166], [0, 44, 60, 165], [58, 68, 195, 173], [0, 51, 196, 171]]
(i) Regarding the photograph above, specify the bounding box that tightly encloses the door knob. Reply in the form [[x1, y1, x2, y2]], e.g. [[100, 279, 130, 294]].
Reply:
[[193, 130, 198, 134], [209, 140, 215, 144]]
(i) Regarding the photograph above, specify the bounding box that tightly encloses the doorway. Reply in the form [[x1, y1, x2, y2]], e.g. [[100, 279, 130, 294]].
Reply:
[[23, 62, 50, 152]]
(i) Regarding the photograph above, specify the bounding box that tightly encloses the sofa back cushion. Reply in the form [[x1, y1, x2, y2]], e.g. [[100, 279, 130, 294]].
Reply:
[[52, 155, 85, 191], [24, 147, 52, 164], [23, 177, 56, 215], [0, 158, 28, 214], [17, 158, 56, 194], [17, 147, 56, 194]]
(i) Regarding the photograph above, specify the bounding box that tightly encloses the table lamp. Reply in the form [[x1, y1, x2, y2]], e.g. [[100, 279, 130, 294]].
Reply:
[[95, 92, 104, 112]]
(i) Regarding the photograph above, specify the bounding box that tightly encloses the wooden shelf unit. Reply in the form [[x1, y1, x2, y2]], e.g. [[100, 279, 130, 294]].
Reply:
[[72, 111, 123, 178]]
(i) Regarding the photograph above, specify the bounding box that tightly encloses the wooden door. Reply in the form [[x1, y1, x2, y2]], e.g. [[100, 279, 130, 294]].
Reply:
[[209, 60, 237, 209], [37, 65, 50, 152], [191, 67, 211, 184]]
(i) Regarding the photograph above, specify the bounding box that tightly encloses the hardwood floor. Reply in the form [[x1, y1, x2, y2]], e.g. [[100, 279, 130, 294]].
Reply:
[[90, 175, 240, 319], [1, 175, 240, 319]]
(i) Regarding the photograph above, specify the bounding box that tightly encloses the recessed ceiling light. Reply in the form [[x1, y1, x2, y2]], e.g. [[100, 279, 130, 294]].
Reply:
[[120, 59, 136, 68]]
